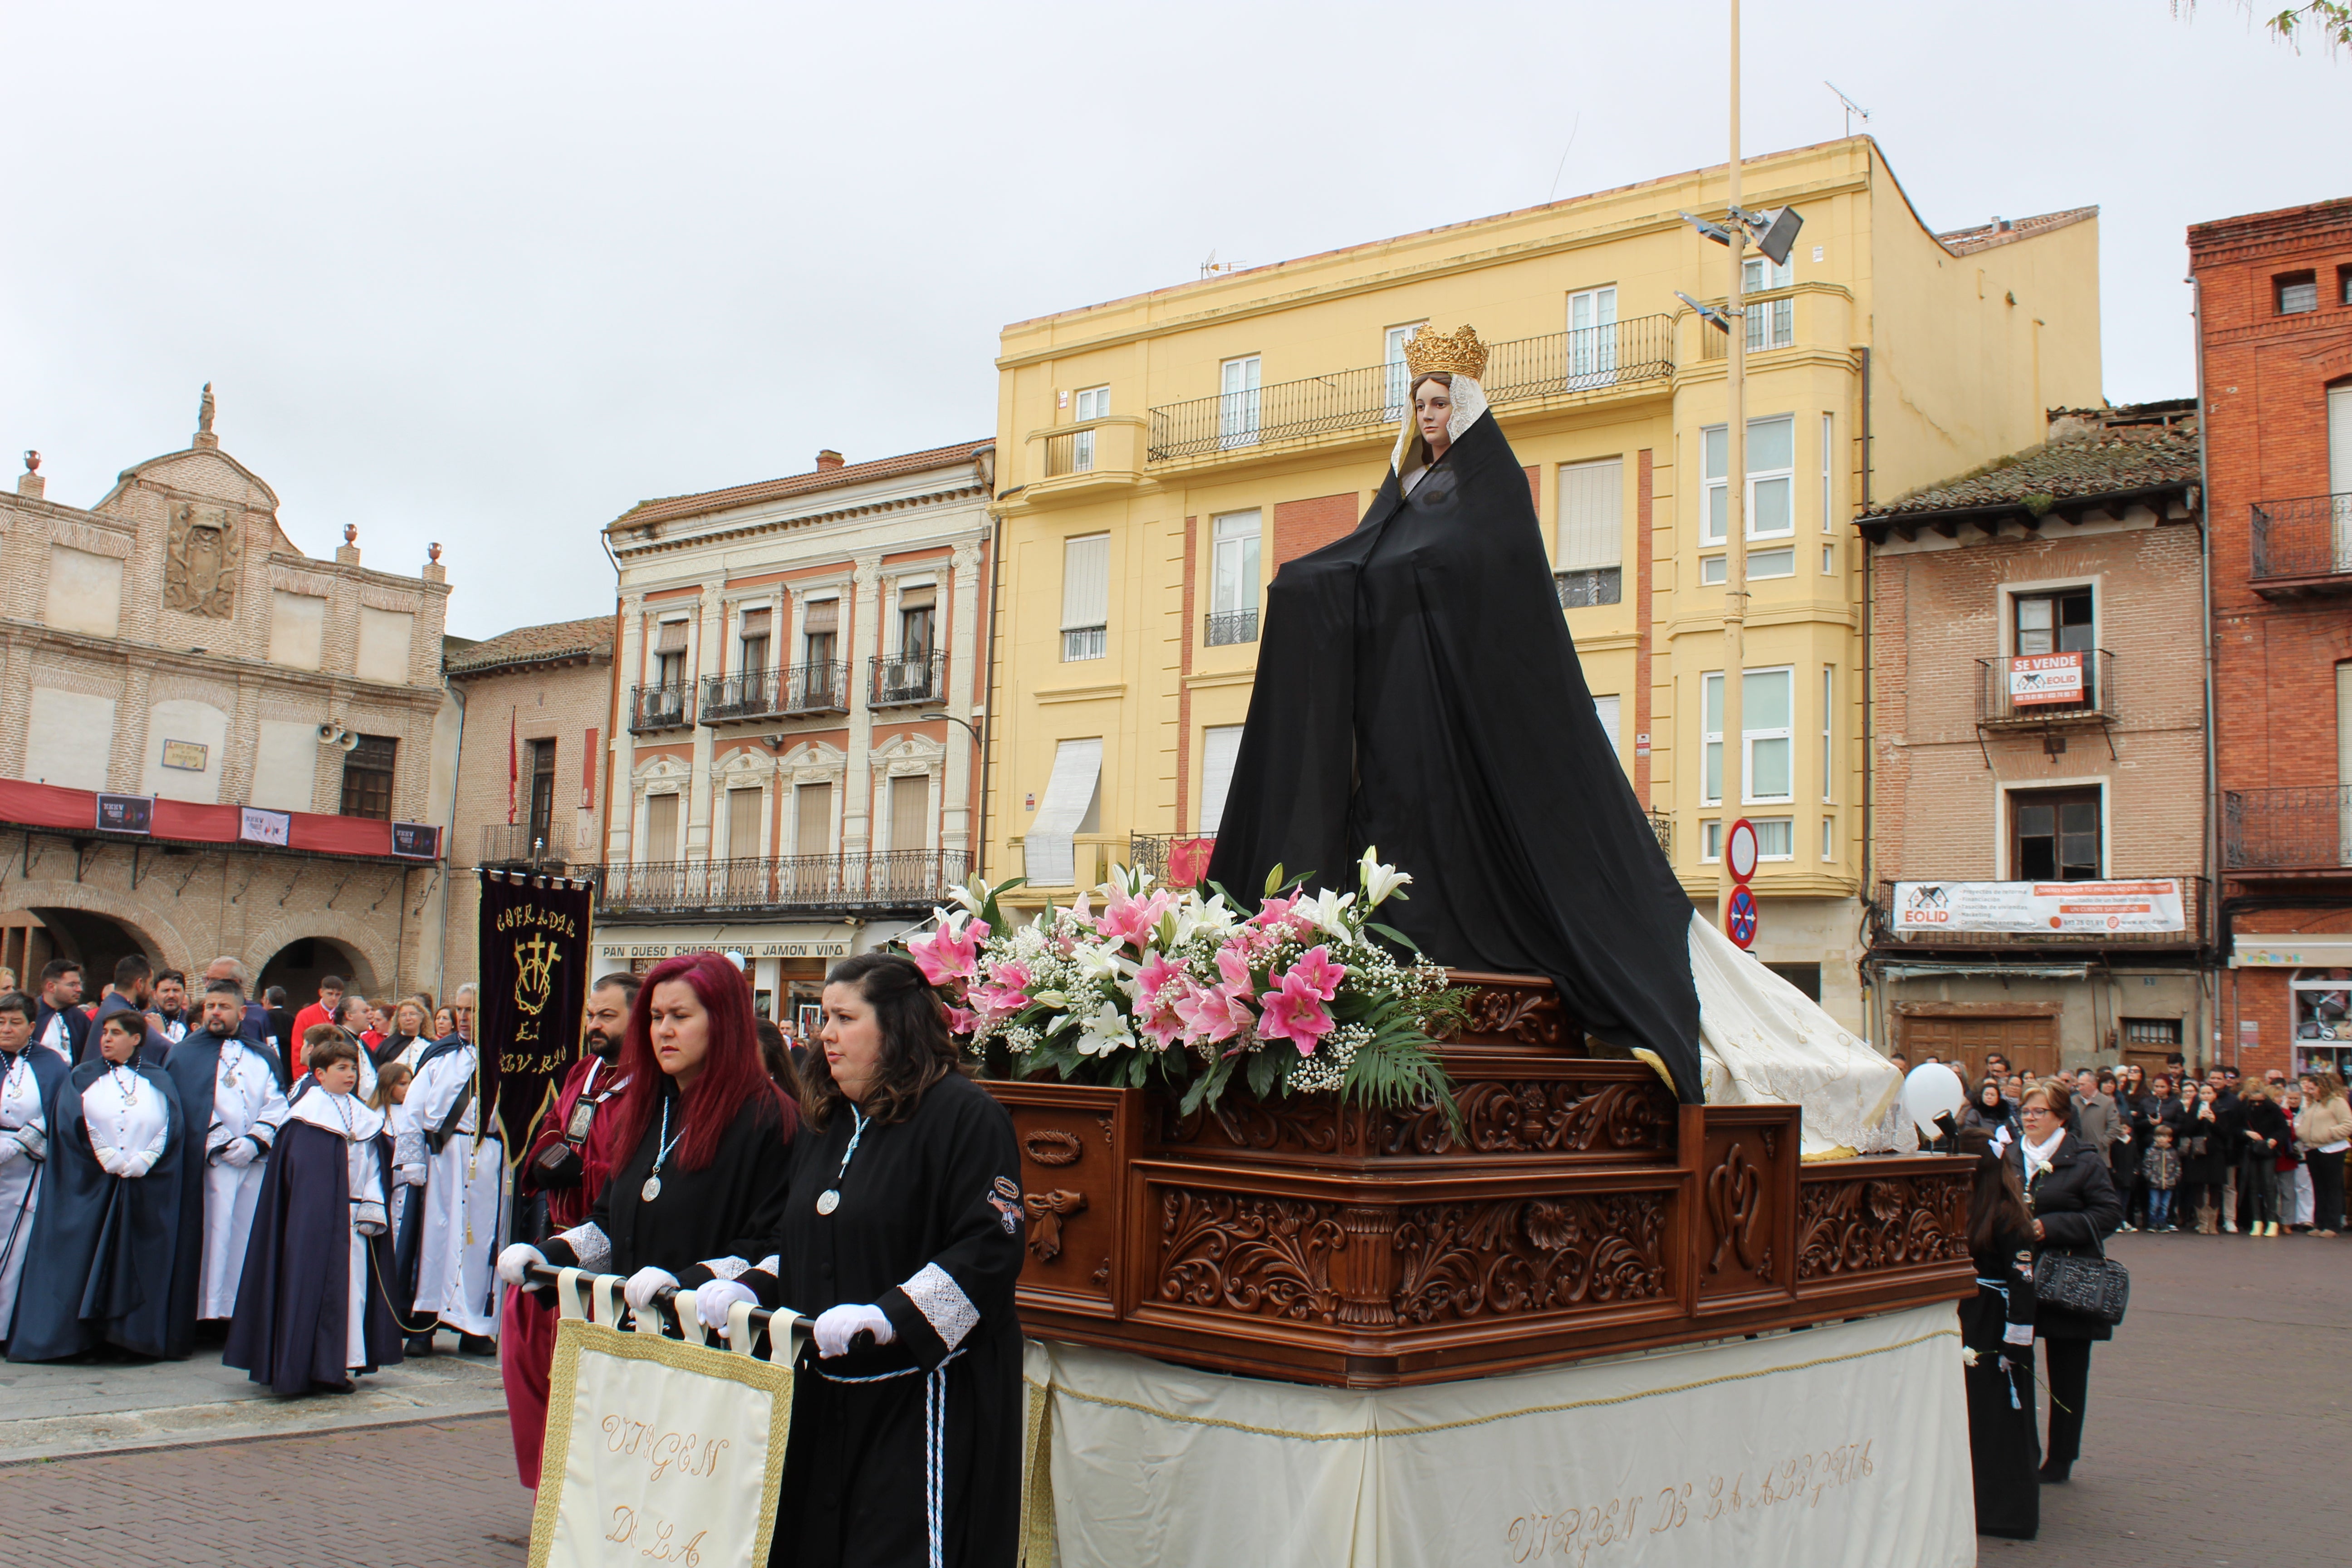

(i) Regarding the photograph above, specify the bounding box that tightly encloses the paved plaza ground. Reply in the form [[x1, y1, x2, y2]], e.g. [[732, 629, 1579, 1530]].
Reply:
[[0, 1234, 2340, 1565]]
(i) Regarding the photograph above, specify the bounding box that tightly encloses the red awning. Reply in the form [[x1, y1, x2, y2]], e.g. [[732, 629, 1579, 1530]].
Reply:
[[0, 779, 432, 861]]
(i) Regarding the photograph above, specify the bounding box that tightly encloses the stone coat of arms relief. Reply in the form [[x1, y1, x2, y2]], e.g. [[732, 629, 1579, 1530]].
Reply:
[[163, 500, 243, 617]]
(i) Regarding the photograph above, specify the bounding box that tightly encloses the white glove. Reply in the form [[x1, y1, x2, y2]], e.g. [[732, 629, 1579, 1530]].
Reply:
[[696, 1278, 759, 1332], [497, 1242, 548, 1286], [623, 1266, 680, 1311], [12, 1125, 41, 1163], [353, 1200, 388, 1237], [94, 1147, 125, 1177], [216, 1137, 258, 1169], [0, 1134, 21, 1169], [813, 1302, 895, 1358], [120, 1152, 157, 1180], [396, 1162, 427, 1188]]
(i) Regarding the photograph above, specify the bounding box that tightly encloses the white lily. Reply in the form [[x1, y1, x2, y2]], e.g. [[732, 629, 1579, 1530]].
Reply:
[[1357, 847, 1412, 908], [1073, 941, 1128, 981], [1074, 998, 1136, 1057], [1303, 887, 1357, 941]]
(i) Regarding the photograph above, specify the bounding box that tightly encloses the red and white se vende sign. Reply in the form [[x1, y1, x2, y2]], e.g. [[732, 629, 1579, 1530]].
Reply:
[[2009, 652, 2085, 706]]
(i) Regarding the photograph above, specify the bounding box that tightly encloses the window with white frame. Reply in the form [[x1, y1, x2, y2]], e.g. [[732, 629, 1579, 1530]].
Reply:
[[1073, 385, 1109, 471], [1383, 325, 1423, 419], [1744, 255, 1794, 350], [1702, 414, 1797, 544], [1207, 511, 1260, 645], [1702, 666, 1795, 804], [1219, 356, 1261, 448], [1822, 665, 1834, 801], [1567, 286, 1618, 386], [1702, 820, 1722, 861], [1822, 814, 1837, 861], [1820, 412, 1835, 531], [1556, 457, 1623, 607], [1748, 549, 1795, 578], [1753, 818, 1794, 860], [1061, 534, 1109, 661]]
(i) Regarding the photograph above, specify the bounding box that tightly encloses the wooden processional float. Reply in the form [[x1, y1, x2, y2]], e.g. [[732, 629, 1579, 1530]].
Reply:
[[980, 971, 1973, 1389]]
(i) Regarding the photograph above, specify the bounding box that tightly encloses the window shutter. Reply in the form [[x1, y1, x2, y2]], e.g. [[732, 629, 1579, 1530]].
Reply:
[[645, 794, 680, 860], [1592, 695, 1621, 757], [654, 619, 689, 652], [801, 598, 839, 634], [796, 783, 833, 855], [1198, 726, 1244, 834], [727, 787, 763, 858], [896, 584, 936, 611], [738, 607, 771, 636], [1028, 739, 1104, 885], [1062, 535, 1109, 630], [890, 774, 930, 851], [1557, 458, 1623, 572]]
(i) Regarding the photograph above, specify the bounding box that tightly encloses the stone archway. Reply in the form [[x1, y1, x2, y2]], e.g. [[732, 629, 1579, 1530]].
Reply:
[[0, 876, 196, 979], [257, 936, 378, 1017]]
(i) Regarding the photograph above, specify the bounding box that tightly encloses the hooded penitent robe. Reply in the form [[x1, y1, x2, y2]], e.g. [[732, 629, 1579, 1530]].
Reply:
[[408, 1034, 503, 1338], [224, 1087, 404, 1392], [6, 1059, 187, 1361], [163, 1029, 290, 1348], [0, 1044, 72, 1340], [1204, 387, 1705, 1101]]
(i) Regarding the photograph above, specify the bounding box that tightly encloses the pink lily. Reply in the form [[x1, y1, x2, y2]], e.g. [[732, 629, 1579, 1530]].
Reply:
[[1214, 943, 1258, 1000], [909, 917, 988, 986], [1132, 950, 1184, 1013], [1281, 945, 1348, 1002], [1258, 971, 1336, 1055], [1097, 887, 1175, 948], [943, 1005, 979, 1036], [1174, 977, 1254, 1045]]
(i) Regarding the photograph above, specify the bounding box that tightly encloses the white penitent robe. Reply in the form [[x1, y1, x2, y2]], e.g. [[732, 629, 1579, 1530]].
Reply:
[[85, 1065, 172, 1174], [288, 1089, 388, 1370], [409, 1040, 505, 1338], [199, 1042, 291, 1320], [0, 1051, 52, 1329], [387, 1100, 426, 1236]]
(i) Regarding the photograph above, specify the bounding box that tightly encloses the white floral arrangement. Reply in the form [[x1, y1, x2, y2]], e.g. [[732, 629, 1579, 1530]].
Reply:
[[907, 850, 1461, 1114]]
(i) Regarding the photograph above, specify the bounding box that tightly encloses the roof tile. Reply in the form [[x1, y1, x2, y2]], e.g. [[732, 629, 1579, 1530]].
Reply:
[[1866, 403, 2199, 521], [444, 613, 615, 676], [611, 441, 993, 532]]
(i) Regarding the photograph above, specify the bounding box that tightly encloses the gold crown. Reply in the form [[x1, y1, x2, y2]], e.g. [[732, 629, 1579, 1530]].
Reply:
[[1401, 324, 1488, 380]]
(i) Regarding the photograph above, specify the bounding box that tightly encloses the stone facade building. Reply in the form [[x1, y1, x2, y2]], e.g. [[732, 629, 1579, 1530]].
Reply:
[[1858, 403, 2206, 1077], [0, 392, 458, 1004], [2194, 197, 2352, 1080], [439, 614, 616, 993], [596, 443, 994, 1025]]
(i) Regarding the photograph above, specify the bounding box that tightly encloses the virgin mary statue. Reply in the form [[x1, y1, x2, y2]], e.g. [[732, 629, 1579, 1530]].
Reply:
[[1205, 325, 1904, 1153]]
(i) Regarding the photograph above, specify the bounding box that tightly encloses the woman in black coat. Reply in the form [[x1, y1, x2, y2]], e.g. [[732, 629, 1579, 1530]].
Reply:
[[2234, 1083, 2293, 1237], [1958, 1126, 2039, 1539], [2178, 1082, 2229, 1231], [2005, 1083, 2121, 1485]]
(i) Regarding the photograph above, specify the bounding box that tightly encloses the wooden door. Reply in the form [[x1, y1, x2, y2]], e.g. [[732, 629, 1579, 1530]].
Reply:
[[1900, 1014, 2058, 1087]]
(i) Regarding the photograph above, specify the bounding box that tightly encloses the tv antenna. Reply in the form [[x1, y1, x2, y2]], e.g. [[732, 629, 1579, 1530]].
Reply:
[[1825, 81, 1871, 137], [1200, 250, 1243, 279]]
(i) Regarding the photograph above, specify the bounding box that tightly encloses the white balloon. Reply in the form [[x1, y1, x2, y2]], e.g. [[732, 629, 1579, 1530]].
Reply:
[[1902, 1063, 1968, 1139]]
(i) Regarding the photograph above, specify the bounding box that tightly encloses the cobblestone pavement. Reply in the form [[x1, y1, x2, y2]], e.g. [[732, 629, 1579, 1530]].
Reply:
[[0, 1232, 2340, 1564]]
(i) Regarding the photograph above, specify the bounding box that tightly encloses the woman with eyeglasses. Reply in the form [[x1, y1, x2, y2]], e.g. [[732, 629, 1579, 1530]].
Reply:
[[2006, 1084, 2121, 1486]]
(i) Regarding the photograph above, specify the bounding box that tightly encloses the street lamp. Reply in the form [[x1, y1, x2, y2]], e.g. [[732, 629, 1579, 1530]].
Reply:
[[919, 712, 990, 881]]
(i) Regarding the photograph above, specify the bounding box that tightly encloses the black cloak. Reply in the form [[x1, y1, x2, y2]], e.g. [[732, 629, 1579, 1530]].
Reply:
[[6, 1060, 187, 1361], [1960, 1226, 2041, 1539], [161, 1031, 279, 1356], [222, 1117, 404, 1392], [1205, 407, 1704, 1101], [0, 1044, 72, 1338]]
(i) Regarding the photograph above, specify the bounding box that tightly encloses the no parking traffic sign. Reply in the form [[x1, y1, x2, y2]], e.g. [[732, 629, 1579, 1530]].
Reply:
[[1727, 884, 1759, 949]]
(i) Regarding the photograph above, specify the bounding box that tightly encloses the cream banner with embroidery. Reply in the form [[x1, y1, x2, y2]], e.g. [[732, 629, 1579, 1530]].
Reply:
[[1024, 1303, 1971, 1568], [530, 1273, 797, 1568]]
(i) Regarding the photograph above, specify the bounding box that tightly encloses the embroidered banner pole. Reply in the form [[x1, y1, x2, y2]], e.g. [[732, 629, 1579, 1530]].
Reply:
[[476, 869, 597, 1172]]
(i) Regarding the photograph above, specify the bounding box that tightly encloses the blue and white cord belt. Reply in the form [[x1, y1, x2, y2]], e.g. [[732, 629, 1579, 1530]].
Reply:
[[814, 1348, 965, 1568]]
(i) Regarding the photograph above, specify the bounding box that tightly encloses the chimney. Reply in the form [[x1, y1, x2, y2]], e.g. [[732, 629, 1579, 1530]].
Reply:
[[815, 450, 844, 471]]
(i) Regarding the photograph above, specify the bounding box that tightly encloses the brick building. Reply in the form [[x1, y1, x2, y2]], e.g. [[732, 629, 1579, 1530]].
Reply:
[[1858, 403, 2206, 1078], [2194, 197, 2352, 1080], [0, 391, 458, 1004], [439, 614, 615, 991], [596, 443, 993, 1025]]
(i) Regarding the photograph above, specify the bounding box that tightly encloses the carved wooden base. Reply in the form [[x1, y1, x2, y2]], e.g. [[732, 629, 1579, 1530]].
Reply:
[[983, 973, 1971, 1388]]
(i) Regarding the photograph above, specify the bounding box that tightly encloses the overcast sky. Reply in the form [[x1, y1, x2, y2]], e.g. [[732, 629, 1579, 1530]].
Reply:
[[3, 2, 2342, 638]]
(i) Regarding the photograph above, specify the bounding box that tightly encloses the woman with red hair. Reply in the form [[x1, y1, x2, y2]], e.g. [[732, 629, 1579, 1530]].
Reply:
[[496, 951, 797, 1335]]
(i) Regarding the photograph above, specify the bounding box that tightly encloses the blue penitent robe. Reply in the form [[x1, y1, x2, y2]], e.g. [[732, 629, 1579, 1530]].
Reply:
[[6, 1059, 188, 1362], [0, 1044, 72, 1343]]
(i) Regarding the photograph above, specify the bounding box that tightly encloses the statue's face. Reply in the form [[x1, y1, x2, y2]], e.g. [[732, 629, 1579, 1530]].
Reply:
[[1414, 377, 1454, 452]]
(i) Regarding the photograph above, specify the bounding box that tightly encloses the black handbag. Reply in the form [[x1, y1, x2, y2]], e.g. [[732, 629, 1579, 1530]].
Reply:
[[2034, 1229, 2130, 1327]]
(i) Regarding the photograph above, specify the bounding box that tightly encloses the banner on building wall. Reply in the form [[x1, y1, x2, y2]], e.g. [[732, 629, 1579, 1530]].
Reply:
[[391, 822, 443, 859], [1891, 879, 2184, 937], [2008, 652, 2085, 706], [238, 807, 292, 846], [476, 869, 596, 1166], [95, 794, 153, 834]]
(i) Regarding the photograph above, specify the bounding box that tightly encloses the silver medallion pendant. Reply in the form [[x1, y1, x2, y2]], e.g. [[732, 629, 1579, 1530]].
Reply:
[[816, 1189, 840, 1215], [641, 1174, 662, 1203]]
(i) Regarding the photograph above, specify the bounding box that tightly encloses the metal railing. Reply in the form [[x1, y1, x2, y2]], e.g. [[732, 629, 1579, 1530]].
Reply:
[[480, 823, 567, 867], [1127, 831, 1218, 887], [870, 653, 944, 708], [598, 850, 971, 914], [2224, 786, 2352, 871], [629, 683, 693, 733], [1146, 315, 1675, 462], [1556, 568, 1622, 608], [1044, 428, 1097, 477], [1061, 626, 1106, 662], [700, 663, 850, 722], [1204, 609, 1259, 646], [1976, 648, 2116, 726], [2249, 493, 2352, 583], [1647, 810, 1672, 858]]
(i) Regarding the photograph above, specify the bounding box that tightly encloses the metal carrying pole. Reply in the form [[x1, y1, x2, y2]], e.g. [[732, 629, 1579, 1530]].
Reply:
[[1718, 0, 1749, 929]]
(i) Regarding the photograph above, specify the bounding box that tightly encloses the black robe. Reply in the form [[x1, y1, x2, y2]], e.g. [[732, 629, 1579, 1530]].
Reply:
[[6, 1060, 187, 1361], [1204, 409, 1703, 1100], [1959, 1227, 2039, 1539], [536, 1085, 797, 1289], [745, 1073, 1024, 1568], [223, 1115, 404, 1392]]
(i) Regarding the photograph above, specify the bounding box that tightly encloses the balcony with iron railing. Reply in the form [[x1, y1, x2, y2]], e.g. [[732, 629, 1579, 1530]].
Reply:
[[870, 653, 945, 709], [1146, 315, 1674, 466], [1204, 609, 1259, 647], [480, 822, 568, 868], [629, 682, 693, 733], [1976, 648, 2117, 729], [1555, 568, 1623, 608], [598, 850, 972, 915], [2249, 493, 2352, 596], [700, 663, 851, 724], [2224, 786, 2352, 874]]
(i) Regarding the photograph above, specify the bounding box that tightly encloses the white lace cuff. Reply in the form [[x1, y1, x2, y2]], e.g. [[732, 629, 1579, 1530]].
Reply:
[[754, 1254, 779, 1275], [700, 1255, 751, 1281], [900, 1262, 979, 1351], [554, 1222, 612, 1272], [2003, 1323, 2035, 1347]]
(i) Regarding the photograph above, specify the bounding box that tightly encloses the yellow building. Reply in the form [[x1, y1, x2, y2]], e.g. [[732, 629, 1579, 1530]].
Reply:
[[985, 137, 2098, 1033]]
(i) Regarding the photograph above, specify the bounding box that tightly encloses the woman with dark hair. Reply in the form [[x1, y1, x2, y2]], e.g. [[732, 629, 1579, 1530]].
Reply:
[[2006, 1084, 2121, 1485], [696, 951, 1023, 1568], [0, 991, 70, 1347], [497, 951, 798, 1332], [1961, 1078, 2016, 1141], [1957, 1125, 2038, 1539], [2180, 1081, 2228, 1232], [2298, 1070, 2351, 1235], [2234, 1081, 2293, 1237]]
